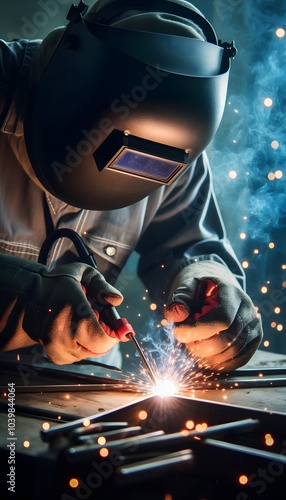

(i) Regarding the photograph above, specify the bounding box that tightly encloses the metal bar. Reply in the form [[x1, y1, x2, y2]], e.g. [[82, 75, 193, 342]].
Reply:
[[75, 426, 143, 444], [65, 418, 259, 461], [117, 449, 194, 484], [69, 421, 130, 442], [127, 333, 157, 385], [66, 430, 166, 462], [196, 376, 286, 389], [225, 367, 286, 377], [0, 382, 139, 393]]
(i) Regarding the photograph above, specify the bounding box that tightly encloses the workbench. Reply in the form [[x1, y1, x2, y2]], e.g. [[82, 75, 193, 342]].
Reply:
[[1, 348, 286, 500]]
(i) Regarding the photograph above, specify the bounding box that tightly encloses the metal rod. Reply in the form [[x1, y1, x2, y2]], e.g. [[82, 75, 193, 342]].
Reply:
[[117, 449, 194, 484], [225, 367, 286, 377], [127, 333, 157, 386], [66, 418, 259, 461], [75, 426, 143, 444], [0, 382, 140, 393], [41, 419, 130, 442], [69, 422, 130, 442], [66, 430, 166, 462], [196, 376, 286, 390]]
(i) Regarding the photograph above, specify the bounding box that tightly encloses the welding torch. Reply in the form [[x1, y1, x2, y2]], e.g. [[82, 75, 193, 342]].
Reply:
[[38, 228, 157, 385]]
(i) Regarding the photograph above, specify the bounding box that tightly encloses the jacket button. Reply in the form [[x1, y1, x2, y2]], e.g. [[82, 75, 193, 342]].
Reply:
[[104, 245, 116, 257]]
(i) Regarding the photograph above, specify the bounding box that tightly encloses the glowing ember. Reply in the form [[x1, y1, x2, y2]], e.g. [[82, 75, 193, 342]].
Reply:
[[276, 27, 285, 38], [97, 436, 106, 445], [138, 410, 148, 420], [69, 478, 79, 489], [42, 422, 50, 430], [238, 474, 248, 485], [152, 379, 178, 397]]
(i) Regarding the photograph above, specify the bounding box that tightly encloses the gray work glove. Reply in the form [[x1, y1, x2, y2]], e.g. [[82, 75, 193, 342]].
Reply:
[[164, 260, 263, 371], [0, 254, 123, 364]]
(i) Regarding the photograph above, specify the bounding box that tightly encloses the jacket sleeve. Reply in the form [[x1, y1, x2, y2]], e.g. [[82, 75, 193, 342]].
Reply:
[[136, 151, 245, 302], [0, 40, 19, 122], [0, 39, 41, 132]]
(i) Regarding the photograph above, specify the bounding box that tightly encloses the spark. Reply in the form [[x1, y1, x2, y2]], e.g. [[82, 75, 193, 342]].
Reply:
[[264, 97, 273, 107], [238, 475, 248, 485], [69, 478, 79, 488], [229, 170, 237, 179], [271, 140, 279, 149], [276, 28, 285, 38], [275, 170, 283, 179], [152, 379, 178, 397], [42, 422, 50, 430], [123, 320, 215, 395], [138, 410, 148, 420]]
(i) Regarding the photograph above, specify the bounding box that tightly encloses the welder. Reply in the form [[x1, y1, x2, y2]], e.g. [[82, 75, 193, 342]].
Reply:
[[0, 0, 263, 371]]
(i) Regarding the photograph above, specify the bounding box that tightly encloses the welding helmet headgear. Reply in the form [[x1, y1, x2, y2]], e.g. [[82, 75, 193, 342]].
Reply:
[[24, 0, 236, 210]]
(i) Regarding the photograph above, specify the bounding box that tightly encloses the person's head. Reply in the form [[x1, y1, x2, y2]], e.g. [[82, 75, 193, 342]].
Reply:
[[24, 0, 236, 209]]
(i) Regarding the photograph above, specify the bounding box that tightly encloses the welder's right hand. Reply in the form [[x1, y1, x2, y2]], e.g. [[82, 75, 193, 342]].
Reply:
[[0, 254, 123, 364]]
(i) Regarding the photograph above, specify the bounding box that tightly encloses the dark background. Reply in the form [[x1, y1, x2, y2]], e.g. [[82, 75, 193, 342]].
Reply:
[[0, 0, 285, 363]]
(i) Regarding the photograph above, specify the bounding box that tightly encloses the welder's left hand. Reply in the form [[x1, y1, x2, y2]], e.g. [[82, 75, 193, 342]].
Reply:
[[164, 261, 263, 371]]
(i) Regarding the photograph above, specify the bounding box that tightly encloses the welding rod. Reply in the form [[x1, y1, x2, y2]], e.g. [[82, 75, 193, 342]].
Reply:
[[66, 418, 259, 462], [41, 420, 129, 442], [66, 430, 166, 462], [69, 422, 130, 441], [117, 449, 194, 485], [100, 304, 157, 386], [8, 383, 138, 393], [126, 332, 157, 386], [74, 426, 144, 444]]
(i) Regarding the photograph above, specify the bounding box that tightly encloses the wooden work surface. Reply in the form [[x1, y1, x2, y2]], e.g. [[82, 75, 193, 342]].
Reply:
[[1, 349, 286, 419]]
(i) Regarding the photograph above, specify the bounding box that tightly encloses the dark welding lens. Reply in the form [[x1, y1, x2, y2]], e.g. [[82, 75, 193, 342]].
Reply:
[[108, 148, 186, 183]]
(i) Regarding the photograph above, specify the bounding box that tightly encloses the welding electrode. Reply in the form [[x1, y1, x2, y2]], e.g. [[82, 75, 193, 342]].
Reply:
[[99, 305, 157, 386]]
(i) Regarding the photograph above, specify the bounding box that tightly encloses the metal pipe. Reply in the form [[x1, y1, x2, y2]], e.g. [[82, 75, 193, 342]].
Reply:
[[65, 418, 259, 462], [75, 426, 143, 444], [69, 421, 130, 442], [41, 419, 130, 442], [0, 382, 139, 393], [66, 430, 166, 462], [117, 449, 194, 484]]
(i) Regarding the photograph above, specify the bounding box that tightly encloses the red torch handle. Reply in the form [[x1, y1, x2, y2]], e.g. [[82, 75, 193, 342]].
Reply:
[[81, 284, 135, 342]]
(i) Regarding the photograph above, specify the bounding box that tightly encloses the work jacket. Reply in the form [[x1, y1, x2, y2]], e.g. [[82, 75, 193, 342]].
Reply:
[[0, 39, 257, 371]]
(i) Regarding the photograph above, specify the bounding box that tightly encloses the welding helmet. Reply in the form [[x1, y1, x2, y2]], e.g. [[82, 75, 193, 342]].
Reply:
[[24, 0, 236, 210]]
